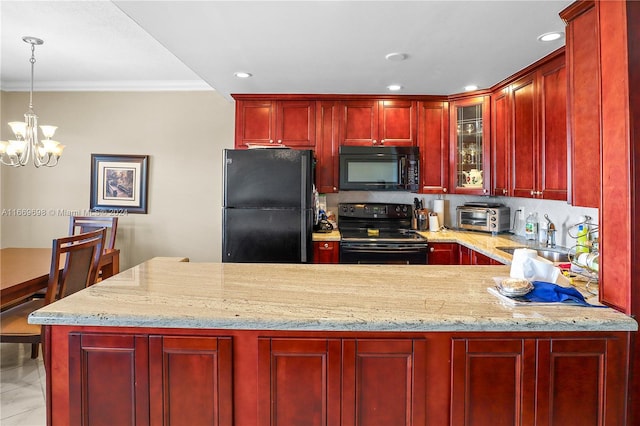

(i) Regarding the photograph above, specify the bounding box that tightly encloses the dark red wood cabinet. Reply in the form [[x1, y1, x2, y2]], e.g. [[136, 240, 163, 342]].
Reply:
[[68, 333, 233, 426], [417, 101, 449, 194], [341, 99, 416, 147], [452, 336, 629, 426], [258, 338, 426, 426], [458, 245, 503, 265], [490, 51, 567, 201], [313, 241, 339, 264], [561, 1, 601, 208], [234, 99, 315, 149], [58, 327, 630, 426], [427, 242, 459, 265]]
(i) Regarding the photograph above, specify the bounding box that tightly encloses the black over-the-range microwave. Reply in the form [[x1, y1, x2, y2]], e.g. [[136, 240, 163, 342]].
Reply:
[[338, 146, 420, 192]]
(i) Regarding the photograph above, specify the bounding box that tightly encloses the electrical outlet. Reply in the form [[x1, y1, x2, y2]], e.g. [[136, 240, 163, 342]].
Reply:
[[518, 207, 525, 220]]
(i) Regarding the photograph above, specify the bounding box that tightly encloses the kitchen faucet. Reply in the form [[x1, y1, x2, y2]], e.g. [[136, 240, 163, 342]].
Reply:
[[544, 214, 556, 248]]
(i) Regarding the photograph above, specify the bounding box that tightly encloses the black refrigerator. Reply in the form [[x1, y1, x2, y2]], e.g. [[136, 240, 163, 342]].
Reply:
[[222, 148, 315, 263]]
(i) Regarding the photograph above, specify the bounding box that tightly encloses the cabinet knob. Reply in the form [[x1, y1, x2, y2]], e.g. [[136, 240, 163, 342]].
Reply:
[[483, 189, 488, 194], [333, 186, 337, 191], [503, 189, 507, 195], [323, 243, 329, 249], [277, 139, 282, 144], [372, 140, 377, 145], [430, 247, 435, 252], [269, 139, 274, 144], [530, 190, 535, 196], [380, 139, 385, 145], [443, 188, 447, 193]]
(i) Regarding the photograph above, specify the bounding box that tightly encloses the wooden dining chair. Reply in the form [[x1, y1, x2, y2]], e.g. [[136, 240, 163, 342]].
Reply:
[[0, 228, 106, 359], [69, 216, 118, 250]]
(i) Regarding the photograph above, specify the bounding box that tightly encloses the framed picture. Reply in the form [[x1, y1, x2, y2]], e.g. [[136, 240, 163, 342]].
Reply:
[[90, 154, 149, 214]]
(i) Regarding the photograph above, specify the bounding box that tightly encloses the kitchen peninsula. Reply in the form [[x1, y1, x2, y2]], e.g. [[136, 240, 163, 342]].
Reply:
[[31, 257, 636, 425]]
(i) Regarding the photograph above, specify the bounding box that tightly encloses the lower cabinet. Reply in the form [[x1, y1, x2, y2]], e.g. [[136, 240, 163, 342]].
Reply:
[[459, 244, 504, 265], [68, 333, 233, 426], [59, 329, 630, 426], [258, 338, 426, 426], [451, 336, 629, 426], [428, 242, 459, 265], [313, 241, 339, 264]]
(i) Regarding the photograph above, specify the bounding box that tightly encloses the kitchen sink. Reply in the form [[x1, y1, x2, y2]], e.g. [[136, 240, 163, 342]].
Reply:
[[495, 246, 570, 263]]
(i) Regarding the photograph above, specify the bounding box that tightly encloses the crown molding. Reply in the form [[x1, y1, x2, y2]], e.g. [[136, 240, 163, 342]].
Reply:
[[0, 80, 214, 92]]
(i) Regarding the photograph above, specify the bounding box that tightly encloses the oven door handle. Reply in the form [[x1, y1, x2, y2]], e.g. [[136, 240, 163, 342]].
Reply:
[[341, 246, 427, 254]]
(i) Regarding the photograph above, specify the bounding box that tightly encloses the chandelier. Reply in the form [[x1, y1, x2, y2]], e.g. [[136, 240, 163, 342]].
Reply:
[[0, 36, 64, 167]]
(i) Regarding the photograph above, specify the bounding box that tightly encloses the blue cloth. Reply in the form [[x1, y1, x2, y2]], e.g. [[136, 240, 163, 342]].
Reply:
[[521, 281, 606, 307]]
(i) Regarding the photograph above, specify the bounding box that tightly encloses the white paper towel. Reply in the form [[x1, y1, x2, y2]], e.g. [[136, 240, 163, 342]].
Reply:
[[510, 248, 571, 286], [433, 199, 446, 227], [429, 214, 440, 232], [510, 248, 537, 279]]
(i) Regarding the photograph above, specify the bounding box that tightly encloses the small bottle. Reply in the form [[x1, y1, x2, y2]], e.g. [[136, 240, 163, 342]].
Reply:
[[576, 223, 590, 253], [525, 212, 538, 240]]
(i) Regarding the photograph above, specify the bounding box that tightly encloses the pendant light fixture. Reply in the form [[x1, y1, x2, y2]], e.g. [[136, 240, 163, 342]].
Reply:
[[0, 36, 65, 167]]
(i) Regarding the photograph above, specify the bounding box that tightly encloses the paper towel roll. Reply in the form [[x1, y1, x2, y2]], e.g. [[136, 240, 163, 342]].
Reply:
[[429, 214, 440, 232], [509, 248, 538, 279], [433, 199, 446, 227]]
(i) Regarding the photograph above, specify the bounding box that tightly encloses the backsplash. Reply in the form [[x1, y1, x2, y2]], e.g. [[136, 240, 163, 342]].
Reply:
[[322, 192, 598, 249]]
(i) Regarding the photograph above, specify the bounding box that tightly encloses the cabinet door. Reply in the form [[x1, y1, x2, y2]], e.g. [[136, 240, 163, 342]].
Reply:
[[458, 245, 472, 265], [562, 3, 601, 208], [536, 337, 628, 426], [491, 87, 510, 196], [313, 241, 339, 264], [342, 339, 427, 426], [451, 338, 536, 426], [511, 75, 538, 199], [68, 333, 150, 426], [418, 101, 449, 194], [341, 100, 379, 145], [450, 96, 491, 195], [149, 336, 233, 426], [276, 100, 315, 147], [538, 55, 568, 201], [235, 100, 276, 147], [472, 250, 503, 265], [428, 242, 458, 265], [258, 338, 341, 426], [315, 101, 340, 193], [378, 100, 416, 146]]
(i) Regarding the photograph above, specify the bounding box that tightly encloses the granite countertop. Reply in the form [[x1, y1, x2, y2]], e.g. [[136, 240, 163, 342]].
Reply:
[[29, 258, 637, 332]]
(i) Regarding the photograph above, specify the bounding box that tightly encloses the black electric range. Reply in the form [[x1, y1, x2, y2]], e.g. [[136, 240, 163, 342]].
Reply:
[[338, 203, 428, 264]]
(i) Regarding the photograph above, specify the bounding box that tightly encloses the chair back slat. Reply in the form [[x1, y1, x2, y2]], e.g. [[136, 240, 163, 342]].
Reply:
[[69, 216, 118, 251], [46, 228, 106, 304]]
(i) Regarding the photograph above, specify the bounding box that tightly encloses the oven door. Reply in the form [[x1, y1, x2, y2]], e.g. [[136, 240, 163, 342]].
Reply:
[[457, 208, 490, 231], [339, 242, 428, 265]]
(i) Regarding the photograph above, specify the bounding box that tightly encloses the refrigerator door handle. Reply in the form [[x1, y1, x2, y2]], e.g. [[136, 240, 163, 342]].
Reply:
[[300, 154, 308, 263]]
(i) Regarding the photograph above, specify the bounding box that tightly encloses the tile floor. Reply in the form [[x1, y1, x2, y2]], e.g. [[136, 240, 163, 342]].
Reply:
[[0, 343, 46, 426]]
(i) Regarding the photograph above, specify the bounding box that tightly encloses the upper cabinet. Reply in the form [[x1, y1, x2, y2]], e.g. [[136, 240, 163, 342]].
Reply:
[[449, 96, 491, 195], [340, 99, 417, 146], [417, 101, 449, 194], [489, 50, 567, 200], [235, 99, 315, 148], [561, 1, 601, 208]]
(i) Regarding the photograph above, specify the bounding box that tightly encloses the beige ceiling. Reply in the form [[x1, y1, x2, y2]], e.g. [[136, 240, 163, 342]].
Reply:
[[1, 1, 571, 99]]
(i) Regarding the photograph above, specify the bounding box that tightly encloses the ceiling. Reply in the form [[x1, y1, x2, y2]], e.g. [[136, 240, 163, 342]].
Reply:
[[1, 1, 572, 100]]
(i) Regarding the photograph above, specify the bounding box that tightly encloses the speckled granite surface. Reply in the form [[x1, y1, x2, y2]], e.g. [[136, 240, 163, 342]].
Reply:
[[29, 258, 637, 332]]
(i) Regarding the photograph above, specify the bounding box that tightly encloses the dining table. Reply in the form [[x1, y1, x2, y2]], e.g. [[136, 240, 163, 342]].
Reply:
[[0, 247, 120, 309]]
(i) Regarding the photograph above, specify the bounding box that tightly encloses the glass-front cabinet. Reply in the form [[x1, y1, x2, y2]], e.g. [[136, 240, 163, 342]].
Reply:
[[450, 96, 490, 194]]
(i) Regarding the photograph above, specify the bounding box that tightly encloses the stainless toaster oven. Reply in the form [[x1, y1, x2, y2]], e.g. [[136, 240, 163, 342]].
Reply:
[[456, 203, 510, 233]]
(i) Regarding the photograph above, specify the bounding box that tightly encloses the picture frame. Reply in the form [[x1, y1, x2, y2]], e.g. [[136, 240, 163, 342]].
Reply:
[[90, 154, 149, 214]]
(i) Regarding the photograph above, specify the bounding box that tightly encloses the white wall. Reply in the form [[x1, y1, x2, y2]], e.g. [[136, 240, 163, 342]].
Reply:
[[1, 90, 235, 269]]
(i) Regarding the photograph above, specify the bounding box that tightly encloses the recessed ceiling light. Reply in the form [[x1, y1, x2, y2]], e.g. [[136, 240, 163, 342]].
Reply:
[[464, 85, 478, 92], [385, 52, 409, 62], [234, 72, 252, 78], [537, 31, 564, 42], [387, 84, 403, 91]]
